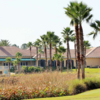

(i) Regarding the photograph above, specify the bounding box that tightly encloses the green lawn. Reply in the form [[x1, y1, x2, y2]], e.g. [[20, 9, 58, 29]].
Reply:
[[28, 89, 100, 100]]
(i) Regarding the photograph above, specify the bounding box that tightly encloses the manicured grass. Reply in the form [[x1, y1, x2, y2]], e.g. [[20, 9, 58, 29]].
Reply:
[[28, 89, 100, 100]]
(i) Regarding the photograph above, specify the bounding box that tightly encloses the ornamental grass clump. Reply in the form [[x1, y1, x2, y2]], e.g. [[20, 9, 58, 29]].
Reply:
[[69, 79, 86, 95], [83, 78, 100, 90], [0, 72, 77, 99]]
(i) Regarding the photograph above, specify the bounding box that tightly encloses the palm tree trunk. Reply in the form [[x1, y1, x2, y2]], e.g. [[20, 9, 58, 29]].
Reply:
[[44, 45, 48, 71], [36, 47, 38, 66], [84, 46, 86, 67], [75, 24, 81, 79], [68, 48, 72, 72], [8, 63, 10, 75], [79, 23, 85, 79], [39, 54, 41, 66], [30, 47, 32, 66], [60, 61, 62, 72], [55, 46, 59, 71], [67, 35, 69, 73], [49, 43, 52, 71], [74, 42, 77, 71], [18, 63, 20, 72]]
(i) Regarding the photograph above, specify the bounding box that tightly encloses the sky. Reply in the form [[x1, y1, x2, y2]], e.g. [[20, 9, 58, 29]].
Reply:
[[0, 0, 100, 49]]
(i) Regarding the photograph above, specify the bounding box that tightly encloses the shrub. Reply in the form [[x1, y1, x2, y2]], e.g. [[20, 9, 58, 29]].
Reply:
[[69, 80, 86, 95], [10, 66, 15, 72], [83, 78, 100, 90]]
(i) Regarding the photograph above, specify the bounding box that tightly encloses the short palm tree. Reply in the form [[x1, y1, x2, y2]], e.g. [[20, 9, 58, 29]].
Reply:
[[84, 40, 91, 67], [15, 58, 21, 72], [38, 48, 44, 66], [15, 52, 22, 72], [27, 42, 33, 66], [6, 57, 12, 74], [13, 60, 18, 71]]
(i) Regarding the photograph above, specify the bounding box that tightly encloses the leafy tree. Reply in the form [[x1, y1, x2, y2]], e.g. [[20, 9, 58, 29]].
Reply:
[[0, 40, 11, 46], [21, 43, 27, 49], [27, 42, 33, 66], [12, 44, 19, 48]]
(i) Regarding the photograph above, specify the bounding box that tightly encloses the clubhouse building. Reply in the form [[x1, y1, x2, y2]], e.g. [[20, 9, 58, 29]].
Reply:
[[0, 46, 100, 70]]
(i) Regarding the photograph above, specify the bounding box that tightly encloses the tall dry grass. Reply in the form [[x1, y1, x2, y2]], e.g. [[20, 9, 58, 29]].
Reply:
[[0, 71, 77, 99]]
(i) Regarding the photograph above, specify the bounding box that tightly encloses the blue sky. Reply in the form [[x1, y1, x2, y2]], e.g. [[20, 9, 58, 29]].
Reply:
[[0, 0, 100, 48]]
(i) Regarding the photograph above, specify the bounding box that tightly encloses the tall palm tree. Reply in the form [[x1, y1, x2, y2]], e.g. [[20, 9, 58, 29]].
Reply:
[[40, 35, 48, 71], [6, 57, 12, 75], [27, 42, 33, 66], [15, 52, 22, 72], [77, 2, 93, 79], [88, 20, 100, 39], [33, 39, 41, 67], [46, 31, 55, 71], [64, 3, 80, 79], [61, 27, 73, 72]]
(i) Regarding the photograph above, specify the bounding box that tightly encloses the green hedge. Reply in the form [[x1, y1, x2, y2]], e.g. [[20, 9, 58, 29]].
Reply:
[[22, 66, 43, 73]]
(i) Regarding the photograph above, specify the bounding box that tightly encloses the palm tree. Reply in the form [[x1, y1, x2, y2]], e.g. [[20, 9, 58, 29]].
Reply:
[[77, 2, 93, 79], [33, 39, 41, 67], [15, 58, 21, 72], [40, 35, 48, 71], [61, 27, 73, 72], [38, 49, 44, 66], [57, 46, 66, 71], [46, 31, 55, 71], [59, 54, 64, 72], [64, 3, 80, 79], [21, 43, 27, 49], [70, 35, 77, 71], [88, 20, 100, 39], [27, 42, 33, 66], [84, 40, 91, 67], [13, 60, 18, 71], [52, 35, 61, 70], [15, 52, 22, 72], [53, 53, 64, 72], [6, 57, 12, 75]]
